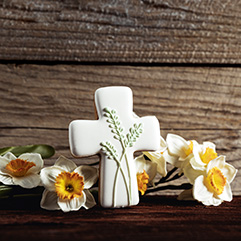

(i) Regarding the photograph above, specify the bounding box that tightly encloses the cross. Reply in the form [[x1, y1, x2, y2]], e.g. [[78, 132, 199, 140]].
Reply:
[[69, 86, 160, 208]]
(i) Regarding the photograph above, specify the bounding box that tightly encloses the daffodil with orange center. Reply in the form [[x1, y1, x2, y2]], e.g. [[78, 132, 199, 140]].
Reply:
[[134, 154, 157, 195], [192, 155, 237, 206], [137, 170, 149, 195], [40, 156, 98, 212], [0, 152, 43, 188]]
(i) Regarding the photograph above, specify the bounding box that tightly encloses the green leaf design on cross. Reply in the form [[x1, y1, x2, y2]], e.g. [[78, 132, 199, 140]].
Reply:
[[101, 107, 143, 207]]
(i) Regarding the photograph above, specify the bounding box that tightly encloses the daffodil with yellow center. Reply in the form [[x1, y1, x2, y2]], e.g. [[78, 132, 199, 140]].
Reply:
[[192, 155, 237, 206], [182, 142, 219, 185], [134, 154, 157, 196], [55, 171, 84, 200], [137, 170, 149, 195], [0, 152, 43, 188], [40, 156, 98, 212], [205, 167, 226, 196]]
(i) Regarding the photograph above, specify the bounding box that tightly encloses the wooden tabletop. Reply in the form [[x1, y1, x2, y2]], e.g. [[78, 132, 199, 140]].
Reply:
[[0, 195, 241, 241], [0, 1, 241, 240]]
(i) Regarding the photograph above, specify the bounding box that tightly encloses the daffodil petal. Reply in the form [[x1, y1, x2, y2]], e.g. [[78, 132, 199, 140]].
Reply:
[[218, 182, 233, 202], [40, 189, 60, 210], [163, 150, 179, 166], [166, 134, 189, 158], [18, 153, 44, 174], [203, 142, 216, 152], [83, 189, 96, 209], [40, 166, 64, 191], [0, 173, 13, 185], [58, 192, 86, 212], [0, 157, 9, 170], [3, 152, 17, 160], [12, 173, 41, 188], [154, 156, 166, 177], [134, 155, 146, 172], [74, 166, 98, 189], [206, 155, 226, 173], [222, 163, 238, 183], [54, 156, 77, 172], [202, 197, 222, 206], [193, 175, 213, 202], [183, 162, 204, 185]]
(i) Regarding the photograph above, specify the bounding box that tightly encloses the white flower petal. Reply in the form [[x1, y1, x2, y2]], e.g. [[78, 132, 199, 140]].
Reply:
[[202, 197, 222, 206], [3, 152, 17, 160], [0, 173, 13, 185], [58, 192, 86, 212], [40, 189, 60, 211], [74, 166, 98, 189], [203, 142, 216, 152], [0, 157, 10, 169], [160, 136, 167, 150], [40, 166, 64, 191], [135, 155, 158, 180], [154, 156, 166, 177], [12, 173, 41, 188], [177, 189, 194, 201], [18, 153, 44, 174], [83, 189, 96, 209], [54, 156, 77, 172], [183, 162, 204, 185], [134, 155, 146, 172], [206, 155, 226, 173], [193, 175, 213, 202], [222, 163, 238, 183], [190, 152, 206, 170], [163, 150, 179, 166], [218, 182, 233, 202], [166, 134, 189, 158]]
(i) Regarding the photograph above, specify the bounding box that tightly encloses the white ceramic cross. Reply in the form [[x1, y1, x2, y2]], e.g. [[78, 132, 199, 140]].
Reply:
[[69, 86, 160, 208]]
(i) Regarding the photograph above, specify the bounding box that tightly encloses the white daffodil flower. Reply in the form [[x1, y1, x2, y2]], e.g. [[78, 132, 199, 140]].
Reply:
[[166, 134, 198, 170], [192, 155, 237, 206], [0, 152, 43, 188], [183, 141, 218, 184], [40, 156, 98, 212], [143, 136, 178, 177], [134, 154, 157, 195]]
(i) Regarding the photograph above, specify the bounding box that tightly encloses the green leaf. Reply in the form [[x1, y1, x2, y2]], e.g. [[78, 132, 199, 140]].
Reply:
[[0, 144, 55, 159]]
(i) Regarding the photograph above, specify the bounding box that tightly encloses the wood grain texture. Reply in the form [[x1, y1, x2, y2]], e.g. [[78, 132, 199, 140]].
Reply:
[[0, 196, 241, 241], [1, 0, 241, 63], [0, 64, 240, 195]]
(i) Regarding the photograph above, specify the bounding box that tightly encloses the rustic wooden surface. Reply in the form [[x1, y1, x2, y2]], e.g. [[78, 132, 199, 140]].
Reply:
[[0, 0, 241, 240], [1, 0, 241, 63], [0, 195, 241, 241]]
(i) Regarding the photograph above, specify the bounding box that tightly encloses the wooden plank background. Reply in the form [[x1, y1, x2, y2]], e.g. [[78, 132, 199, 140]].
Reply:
[[1, 1, 241, 240], [1, 0, 241, 63]]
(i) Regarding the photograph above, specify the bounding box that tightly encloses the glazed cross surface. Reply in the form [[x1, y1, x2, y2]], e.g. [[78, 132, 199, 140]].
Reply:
[[69, 86, 160, 208]]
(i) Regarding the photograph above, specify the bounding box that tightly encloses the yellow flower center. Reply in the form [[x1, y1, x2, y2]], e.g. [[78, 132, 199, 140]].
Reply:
[[137, 170, 149, 196], [200, 147, 218, 164], [184, 141, 194, 156], [205, 167, 226, 196], [55, 171, 84, 200], [5, 159, 36, 177]]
